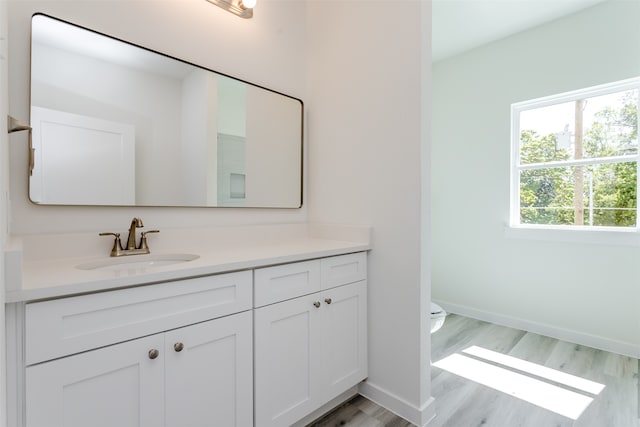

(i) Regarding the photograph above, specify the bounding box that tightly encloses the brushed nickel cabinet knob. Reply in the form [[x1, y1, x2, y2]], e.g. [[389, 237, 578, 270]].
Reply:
[[324, 298, 332, 305], [174, 342, 184, 352], [313, 301, 321, 308], [148, 349, 159, 360]]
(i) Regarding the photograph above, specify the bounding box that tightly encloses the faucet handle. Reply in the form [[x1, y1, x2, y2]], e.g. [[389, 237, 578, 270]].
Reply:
[[99, 232, 123, 257], [139, 230, 160, 250]]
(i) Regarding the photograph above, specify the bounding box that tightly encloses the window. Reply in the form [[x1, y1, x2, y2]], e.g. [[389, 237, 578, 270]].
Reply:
[[511, 78, 639, 229]]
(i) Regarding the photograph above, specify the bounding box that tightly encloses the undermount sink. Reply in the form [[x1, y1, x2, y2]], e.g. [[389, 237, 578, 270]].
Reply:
[[76, 253, 200, 271]]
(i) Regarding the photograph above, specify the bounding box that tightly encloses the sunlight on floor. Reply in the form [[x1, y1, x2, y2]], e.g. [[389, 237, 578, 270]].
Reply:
[[462, 346, 606, 395], [433, 346, 605, 420]]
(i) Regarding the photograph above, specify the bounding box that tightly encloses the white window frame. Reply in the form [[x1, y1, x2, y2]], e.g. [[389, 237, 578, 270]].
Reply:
[[510, 77, 640, 232]]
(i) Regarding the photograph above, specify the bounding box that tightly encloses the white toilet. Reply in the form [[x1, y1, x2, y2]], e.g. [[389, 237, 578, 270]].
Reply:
[[430, 302, 447, 333]]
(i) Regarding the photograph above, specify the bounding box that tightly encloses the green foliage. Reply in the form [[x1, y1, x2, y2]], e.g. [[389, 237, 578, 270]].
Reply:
[[519, 91, 637, 227]]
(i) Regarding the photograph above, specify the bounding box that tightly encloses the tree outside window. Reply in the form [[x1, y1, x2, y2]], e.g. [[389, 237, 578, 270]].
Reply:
[[512, 80, 639, 228]]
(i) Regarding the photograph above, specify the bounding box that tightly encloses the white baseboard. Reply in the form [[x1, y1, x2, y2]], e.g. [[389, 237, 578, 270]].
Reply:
[[358, 381, 436, 427], [436, 300, 640, 359]]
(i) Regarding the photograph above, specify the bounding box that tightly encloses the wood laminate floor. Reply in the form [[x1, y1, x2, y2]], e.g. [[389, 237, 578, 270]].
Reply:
[[309, 314, 639, 427]]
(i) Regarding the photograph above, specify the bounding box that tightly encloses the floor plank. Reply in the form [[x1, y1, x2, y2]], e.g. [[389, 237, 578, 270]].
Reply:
[[307, 394, 412, 427], [307, 313, 639, 427]]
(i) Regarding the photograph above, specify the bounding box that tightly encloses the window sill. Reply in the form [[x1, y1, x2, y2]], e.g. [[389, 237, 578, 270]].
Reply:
[[504, 224, 640, 246]]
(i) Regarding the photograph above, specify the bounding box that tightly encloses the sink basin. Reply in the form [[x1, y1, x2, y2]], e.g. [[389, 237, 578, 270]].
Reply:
[[76, 253, 200, 271]]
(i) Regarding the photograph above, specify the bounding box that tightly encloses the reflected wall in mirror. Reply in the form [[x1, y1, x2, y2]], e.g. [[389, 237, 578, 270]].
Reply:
[[30, 14, 303, 208]]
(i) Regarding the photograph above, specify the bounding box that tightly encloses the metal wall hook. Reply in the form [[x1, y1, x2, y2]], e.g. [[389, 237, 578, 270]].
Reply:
[[7, 115, 35, 176], [7, 115, 32, 133]]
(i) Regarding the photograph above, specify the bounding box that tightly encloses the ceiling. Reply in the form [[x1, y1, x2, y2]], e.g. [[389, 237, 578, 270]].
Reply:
[[432, 0, 608, 62]]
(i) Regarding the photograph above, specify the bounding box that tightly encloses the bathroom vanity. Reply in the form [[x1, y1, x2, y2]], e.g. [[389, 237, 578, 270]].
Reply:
[[4, 224, 370, 427], [5, 14, 369, 426]]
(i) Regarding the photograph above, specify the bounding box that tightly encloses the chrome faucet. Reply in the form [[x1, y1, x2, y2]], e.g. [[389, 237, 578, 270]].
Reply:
[[100, 217, 160, 257]]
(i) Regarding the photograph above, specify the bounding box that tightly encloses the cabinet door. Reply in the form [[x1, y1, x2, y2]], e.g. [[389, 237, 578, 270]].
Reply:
[[321, 280, 368, 402], [164, 311, 253, 427], [25, 335, 164, 427], [254, 295, 323, 427]]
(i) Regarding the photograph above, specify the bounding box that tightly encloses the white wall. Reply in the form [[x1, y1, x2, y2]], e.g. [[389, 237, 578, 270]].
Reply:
[[7, 0, 308, 235], [217, 76, 246, 137], [181, 68, 217, 206], [306, 1, 434, 425], [0, 0, 8, 423], [245, 85, 301, 207], [432, 0, 640, 356]]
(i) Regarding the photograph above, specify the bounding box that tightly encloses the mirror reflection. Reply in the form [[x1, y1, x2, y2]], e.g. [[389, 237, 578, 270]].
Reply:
[[30, 14, 303, 208]]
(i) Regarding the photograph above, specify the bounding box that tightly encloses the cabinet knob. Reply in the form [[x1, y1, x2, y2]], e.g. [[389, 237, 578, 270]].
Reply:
[[313, 301, 321, 308], [174, 342, 184, 352], [324, 298, 332, 305], [148, 349, 159, 360]]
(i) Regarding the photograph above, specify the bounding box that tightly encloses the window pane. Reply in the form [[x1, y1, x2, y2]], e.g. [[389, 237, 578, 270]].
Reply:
[[519, 90, 638, 164], [519, 162, 637, 227]]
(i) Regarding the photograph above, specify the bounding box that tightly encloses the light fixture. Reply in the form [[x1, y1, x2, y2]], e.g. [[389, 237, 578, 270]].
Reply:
[[206, 0, 256, 19]]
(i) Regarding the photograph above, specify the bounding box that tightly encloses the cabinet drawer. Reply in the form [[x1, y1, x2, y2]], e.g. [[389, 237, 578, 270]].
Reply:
[[254, 260, 321, 307], [25, 270, 252, 365], [321, 252, 367, 289]]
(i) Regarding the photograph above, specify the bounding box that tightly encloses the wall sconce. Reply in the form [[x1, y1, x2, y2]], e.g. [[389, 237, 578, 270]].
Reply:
[[206, 0, 256, 19]]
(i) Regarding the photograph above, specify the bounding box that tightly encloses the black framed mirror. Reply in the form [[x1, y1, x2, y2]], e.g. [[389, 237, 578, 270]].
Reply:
[[30, 14, 303, 208]]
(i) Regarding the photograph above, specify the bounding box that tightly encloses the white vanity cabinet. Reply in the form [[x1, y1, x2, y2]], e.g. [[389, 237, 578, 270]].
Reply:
[[254, 253, 368, 427], [20, 271, 254, 427], [9, 250, 369, 427]]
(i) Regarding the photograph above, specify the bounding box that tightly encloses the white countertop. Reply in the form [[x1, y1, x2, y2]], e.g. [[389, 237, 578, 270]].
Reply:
[[5, 223, 371, 303]]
